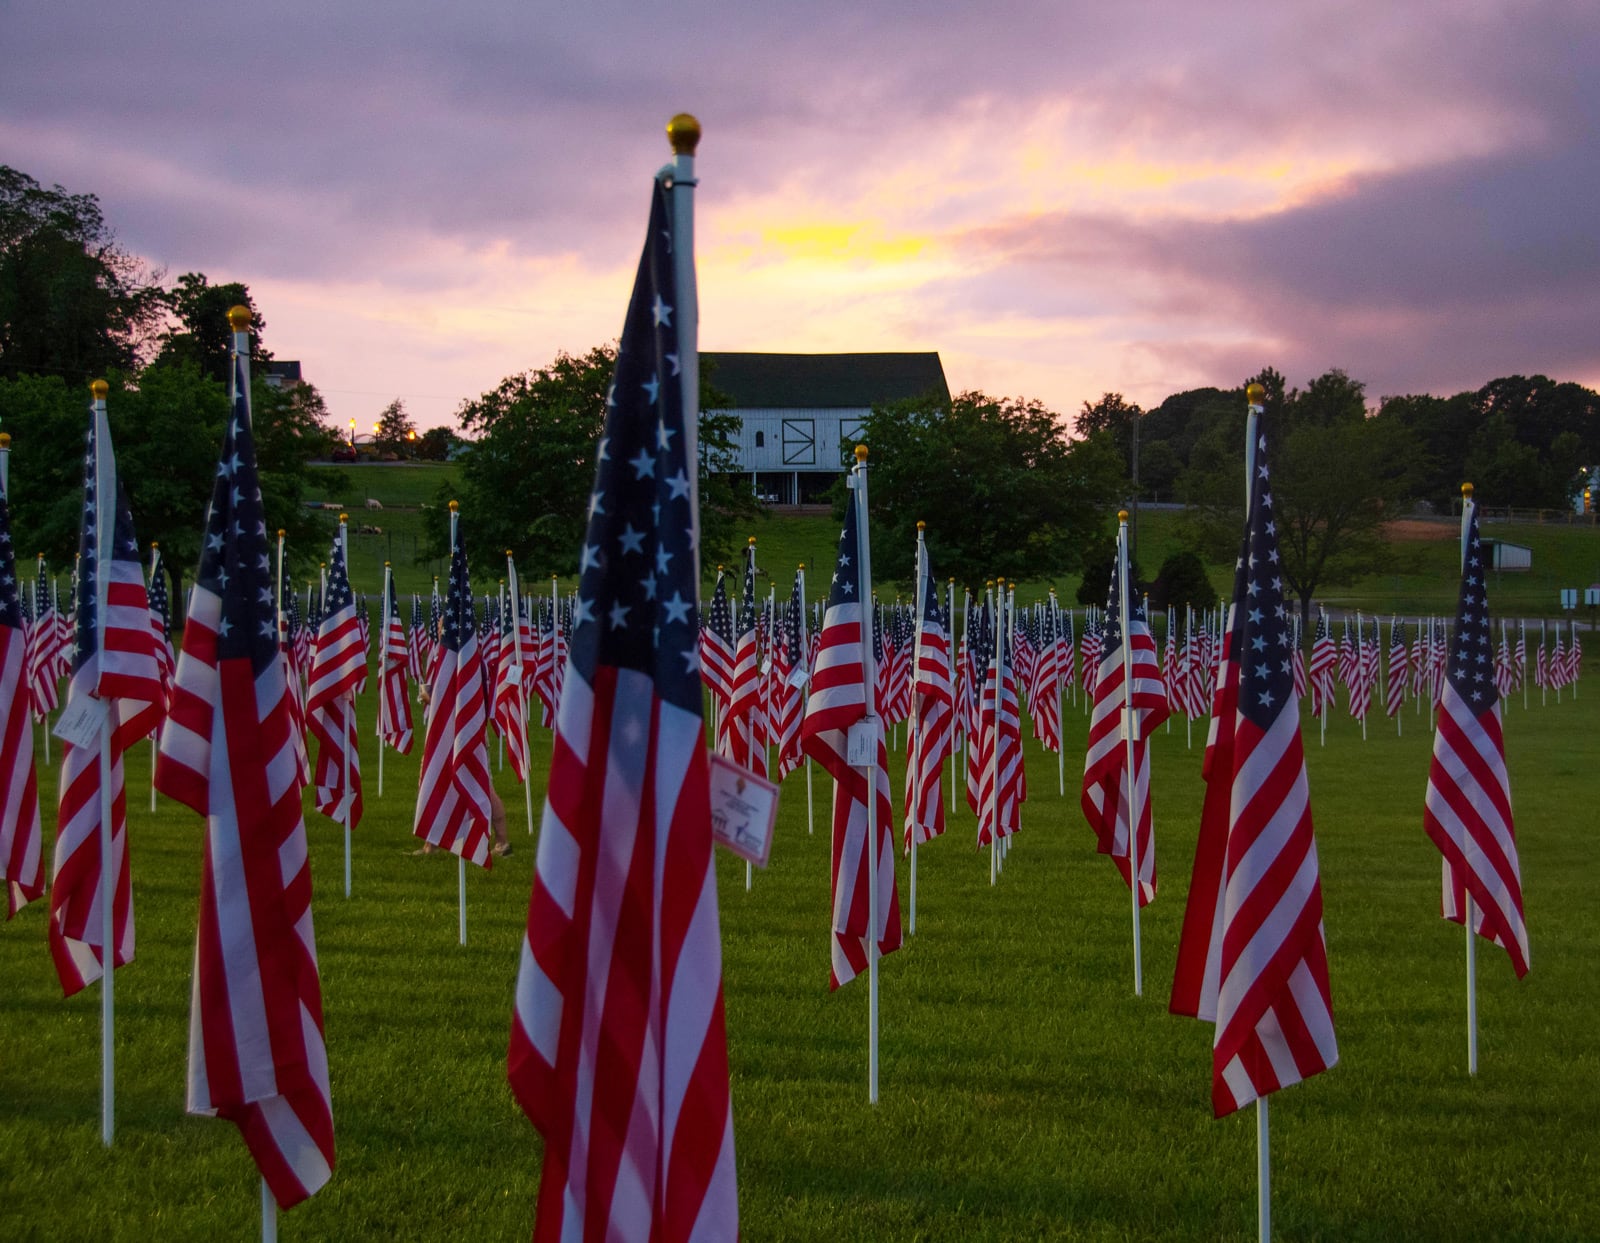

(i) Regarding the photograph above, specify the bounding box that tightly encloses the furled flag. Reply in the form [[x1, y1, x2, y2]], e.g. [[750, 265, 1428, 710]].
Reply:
[[903, 552, 952, 852], [1031, 600, 1062, 753], [772, 571, 809, 779], [726, 541, 766, 775], [306, 528, 364, 829], [278, 573, 311, 787], [1308, 610, 1336, 718], [1386, 618, 1408, 718], [492, 565, 531, 782], [1081, 551, 1169, 905], [49, 393, 164, 995], [155, 354, 335, 1209], [407, 593, 424, 682], [27, 557, 62, 720], [508, 173, 736, 1241], [411, 506, 492, 866], [1423, 493, 1528, 977], [147, 547, 175, 715], [0, 452, 43, 917], [701, 569, 735, 754], [379, 572, 413, 755], [1170, 419, 1337, 1116], [974, 592, 1024, 847], [803, 467, 903, 989]]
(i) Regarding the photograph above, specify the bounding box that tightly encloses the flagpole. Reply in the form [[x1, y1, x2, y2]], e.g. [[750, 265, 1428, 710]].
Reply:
[[849, 445, 882, 1104], [261, 1176, 277, 1243], [379, 564, 391, 797], [149, 545, 161, 811], [1114, 513, 1143, 997], [509, 554, 535, 836], [89, 380, 118, 1147], [1456, 484, 1480, 1076], [988, 581, 1001, 886], [952, 580, 963, 813], [907, 524, 928, 934], [1243, 381, 1270, 1243], [335, 526, 352, 899]]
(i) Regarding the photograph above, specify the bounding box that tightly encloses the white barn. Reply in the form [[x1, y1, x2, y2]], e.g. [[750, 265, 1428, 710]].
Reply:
[[703, 351, 950, 504]]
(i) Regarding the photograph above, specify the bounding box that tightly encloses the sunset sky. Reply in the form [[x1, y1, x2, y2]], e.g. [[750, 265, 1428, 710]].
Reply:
[[5, 1, 1597, 432]]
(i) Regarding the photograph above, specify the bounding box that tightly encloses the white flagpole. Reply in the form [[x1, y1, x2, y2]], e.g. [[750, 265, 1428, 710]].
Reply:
[[988, 580, 1004, 885], [39, 560, 52, 767], [952, 580, 962, 813], [261, 1177, 277, 1243], [1243, 383, 1269, 1243], [1458, 484, 1479, 1076], [90, 379, 117, 1147], [1115, 513, 1142, 997], [846, 445, 882, 1103], [149, 545, 160, 811], [798, 564, 814, 837], [1054, 592, 1065, 795], [443, 502, 468, 945], [907, 523, 928, 935], [1521, 618, 1529, 710], [334, 529, 352, 899], [378, 564, 391, 797]]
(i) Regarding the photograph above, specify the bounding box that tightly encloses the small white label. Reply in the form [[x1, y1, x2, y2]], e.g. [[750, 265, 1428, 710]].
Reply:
[[53, 694, 109, 748], [708, 753, 779, 869], [846, 717, 881, 767], [786, 666, 811, 690]]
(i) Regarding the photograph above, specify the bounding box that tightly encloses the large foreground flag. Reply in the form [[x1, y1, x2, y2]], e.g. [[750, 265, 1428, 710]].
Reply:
[[1170, 417, 1337, 1116], [49, 390, 163, 995], [0, 439, 42, 918], [508, 164, 736, 1242], [802, 465, 902, 988], [156, 349, 334, 1208], [1422, 490, 1528, 978]]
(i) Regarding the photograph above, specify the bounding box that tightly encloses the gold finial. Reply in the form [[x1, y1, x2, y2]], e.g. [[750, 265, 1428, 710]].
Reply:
[[798, 562, 805, 570], [917, 520, 925, 531], [150, 541, 158, 550], [1461, 482, 1474, 498], [854, 444, 869, 463], [227, 305, 253, 331], [506, 549, 514, 557], [717, 564, 724, 572], [91, 379, 109, 400], [1246, 382, 1266, 406], [384, 560, 392, 567], [339, 512, 349, 522], [667, 113, 701, 155], [748, 536, 756, 547], [448, 499, 459, 513], [277, 528, 285, 537], [0, 433, 10, 449], [1118, 509, 1129, 522]]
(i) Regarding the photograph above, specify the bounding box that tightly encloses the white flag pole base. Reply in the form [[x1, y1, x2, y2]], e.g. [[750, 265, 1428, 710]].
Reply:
[[343, 823, 352, 899], [100, 727, 116, 1147], [1466, 895, 1479, 1075], [1257, 1096, 1271, 1243], [377, 738, 385, 798], [262, 1178, 278, 1243], [745, 859, 751, 892], [458, 856, 467, 946], [150, 735, 158, 811], [806, 758, 815, 835], [908, 836, 917, 936]]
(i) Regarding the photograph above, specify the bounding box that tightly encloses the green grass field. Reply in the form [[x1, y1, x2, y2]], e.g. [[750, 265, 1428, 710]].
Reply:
[[2, 651, 1595, 1239]]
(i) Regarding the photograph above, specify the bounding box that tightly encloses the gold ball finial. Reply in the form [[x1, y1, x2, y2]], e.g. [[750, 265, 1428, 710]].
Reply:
[[339, 512, 349, 522], [1246, 382, 1266, 406], [797, 562, 805, 570], [506, 548, 514, 557], [1118, 509, 1130, 522], [448, 499, 459, 513], [917, 520, 926, 531], [747, 536, 756, 547], [384, 560, 392, 567], [667, 113, 701, 156], [91, 379, 109, 400], [1461, 482, 1474, 498], [277, 528, 285, 537], [150, 541, 159, 549], [0, 433, 10, 449], [854, 444, 869, 463], [227, 305, 253, 331]]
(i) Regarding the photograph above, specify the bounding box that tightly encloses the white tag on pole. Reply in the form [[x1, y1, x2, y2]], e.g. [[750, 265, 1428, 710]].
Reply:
[[846, 717, 881, 767], [708, 753, 779, 868], [786, 666, 811, 690], [53, 694, 109, 748]]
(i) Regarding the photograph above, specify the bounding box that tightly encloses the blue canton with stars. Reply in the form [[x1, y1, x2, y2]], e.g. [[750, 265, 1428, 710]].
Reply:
[[440, 517, 475, 654], [825, 496, 863, 612], [1448, 503, 1498, 710], [0, 485, 23, 632], [569, 178, 701, 713], [197, 360, 277, 673], [73, 407, 144, 672], [1099, 552, 1146, 661], [149, 556, 170, 640], [1236, 427, 1298, 730], [322, 529, 354, 623]]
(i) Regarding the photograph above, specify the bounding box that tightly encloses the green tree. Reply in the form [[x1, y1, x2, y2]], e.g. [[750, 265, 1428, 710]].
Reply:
[[152, 272, 269, 385], [1148, 550, 1218, 615], [415, 426, 459, 462], [0, 166, 165, 386], [373, 399, 417, 455], [852, 389, 1125, 588], [427, 345, 752, 578]]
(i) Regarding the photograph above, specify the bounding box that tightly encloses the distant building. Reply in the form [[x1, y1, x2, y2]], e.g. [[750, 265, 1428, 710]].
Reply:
[[1484, 539, 1532, 571], [261, 360, 303, 389], [703, 351, 949, 504]]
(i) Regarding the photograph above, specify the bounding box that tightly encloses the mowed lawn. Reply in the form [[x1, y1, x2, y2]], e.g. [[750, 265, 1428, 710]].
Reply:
[[1, 663, 1596, 1240]]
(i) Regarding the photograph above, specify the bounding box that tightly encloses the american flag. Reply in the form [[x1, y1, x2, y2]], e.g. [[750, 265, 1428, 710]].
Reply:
[[1030, 600, 1062, 753], [278, 571, 312, 787], [492, 564, 531, 782], [532, 598, 558, 728], [726, 541, 766, 774], [974, 593, 1024, 848], [903, 556, 951, 852], [701, 569, 735, 754], [407, 593, 424, 682], [49, 400, 163, 995], [306, 528, 364, 829], [802, 476, 902, 989], [1080, 552, 1169, 906], [1170, 422, 1337, 1116], [379, 572, 413, 755], [1308, 610, 1336, 718], [147, 546, 175, 715], [154, 356, 335, 1209], [1423, 497, 1528, 978], [0, 469, 43, 918], [1386, 618, 1408, 718], [411, 508, 492, 866], [772, 571, 809, 779], [26, 557, 62, 720], [508, 177, 736, 1241]]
